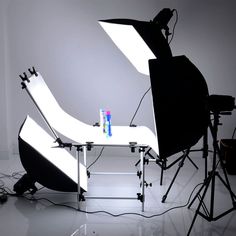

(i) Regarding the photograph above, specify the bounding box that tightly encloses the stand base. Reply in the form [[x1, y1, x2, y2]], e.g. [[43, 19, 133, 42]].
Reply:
[[187, 110, 236, 235]]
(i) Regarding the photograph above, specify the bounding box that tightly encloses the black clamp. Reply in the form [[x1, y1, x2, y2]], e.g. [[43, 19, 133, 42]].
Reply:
[[137, 170, 142, 179], [55, 138, 72, 150], [28, 66, 38, 77], [129, 142, 137, 153], [19, 66, 38, 88], [144, 181, 152, 188], [19, 72, 30, 83], [21, 82, 26, 89], [87, 170, 91, 178], [86, 142, 94, 151], [137, 193, 144, 202], [76, 145, 83, 152], [93, 122, 100, 127], [139, 146, 146, 153], [144, 158, 149, 165]]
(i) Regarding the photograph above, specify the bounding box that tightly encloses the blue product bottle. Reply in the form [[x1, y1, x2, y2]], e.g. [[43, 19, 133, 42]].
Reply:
[[106, 111, 112, 137]]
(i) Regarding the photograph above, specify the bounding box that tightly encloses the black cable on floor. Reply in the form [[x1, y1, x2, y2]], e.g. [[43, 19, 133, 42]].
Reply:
[[16, 182, 203, 219]]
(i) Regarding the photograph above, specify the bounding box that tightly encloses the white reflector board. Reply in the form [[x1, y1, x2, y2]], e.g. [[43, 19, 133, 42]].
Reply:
[[99, 21, 156, 75]]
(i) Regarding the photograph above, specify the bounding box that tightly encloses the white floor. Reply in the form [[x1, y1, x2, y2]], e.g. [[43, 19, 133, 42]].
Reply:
[[0, 149, 236, 236]]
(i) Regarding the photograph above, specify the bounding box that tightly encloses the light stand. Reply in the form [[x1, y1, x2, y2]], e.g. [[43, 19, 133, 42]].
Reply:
[[187, 95, 236, 235]]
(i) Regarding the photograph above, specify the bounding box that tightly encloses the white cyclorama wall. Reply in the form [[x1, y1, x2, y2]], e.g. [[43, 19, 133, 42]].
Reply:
[[1, 0, 236, 159]]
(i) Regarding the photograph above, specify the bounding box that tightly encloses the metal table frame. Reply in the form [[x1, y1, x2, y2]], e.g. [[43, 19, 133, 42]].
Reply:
[[73, 143, 148, 212]]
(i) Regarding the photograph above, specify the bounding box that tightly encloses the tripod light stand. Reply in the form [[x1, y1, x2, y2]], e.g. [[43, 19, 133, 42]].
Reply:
[[187, 95, 236, 235], [99, 11, 236, 226]]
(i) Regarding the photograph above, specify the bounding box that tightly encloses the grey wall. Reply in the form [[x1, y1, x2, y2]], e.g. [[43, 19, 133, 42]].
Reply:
[[0, 0, 9, 159], [0, 0, 236, 159]]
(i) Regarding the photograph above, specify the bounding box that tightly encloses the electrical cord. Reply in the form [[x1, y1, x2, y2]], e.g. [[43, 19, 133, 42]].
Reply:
[[0, 171, 24, 204], [0, 171, 24, 179], [87, 146, 105, 170], [129, 87, 151, 127], [16, 182, 203, 218], [168, 9, 178, 45], [0, 171, 41, 204], [0, 170, 25, 193]]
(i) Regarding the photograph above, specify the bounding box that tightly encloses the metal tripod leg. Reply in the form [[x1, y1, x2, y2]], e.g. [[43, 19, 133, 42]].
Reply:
[[187, 173, 212, 236], [186, 154, 198, 169], [162, 150, 189, 203], [187, 112, 236, 235]]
